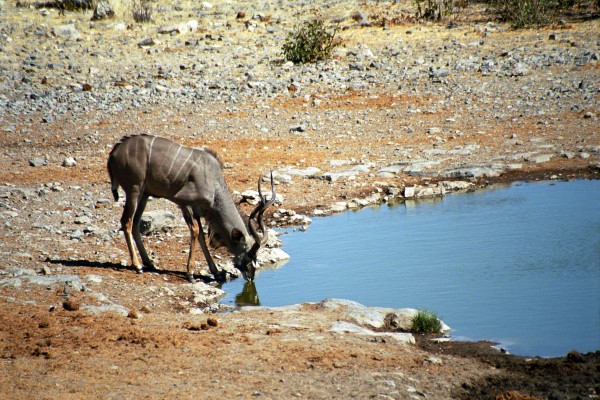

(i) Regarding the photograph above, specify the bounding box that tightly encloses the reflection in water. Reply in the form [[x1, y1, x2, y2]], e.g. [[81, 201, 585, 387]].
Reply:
[[235, 281, 260, 306]]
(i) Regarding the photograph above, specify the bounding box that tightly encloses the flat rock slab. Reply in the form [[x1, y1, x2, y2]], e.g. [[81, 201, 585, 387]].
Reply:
[[438, 166, 504, 179], [526, 154, 554, 163], [321, 298, 451, 334], [330, 321, 415, 344], [277, 166, 321, 177], [316, 165, 371, 182]]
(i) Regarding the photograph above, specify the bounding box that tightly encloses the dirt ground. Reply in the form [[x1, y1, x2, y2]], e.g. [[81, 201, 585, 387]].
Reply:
[[1, 0, 600, 399]]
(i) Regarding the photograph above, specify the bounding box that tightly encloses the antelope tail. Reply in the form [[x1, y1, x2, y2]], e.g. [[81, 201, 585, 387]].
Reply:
[[107, 161, 119, 202]]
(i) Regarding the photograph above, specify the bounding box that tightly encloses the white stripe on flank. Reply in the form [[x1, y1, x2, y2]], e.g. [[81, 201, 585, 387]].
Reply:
[[147, 136, 157, 164], [174, 149, 194, 182], [167, 144, 183, 176]]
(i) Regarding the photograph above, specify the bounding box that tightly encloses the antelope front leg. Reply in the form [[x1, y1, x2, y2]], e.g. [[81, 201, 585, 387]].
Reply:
[[196, 216, 224, 281], [180, 206, 199, 282]]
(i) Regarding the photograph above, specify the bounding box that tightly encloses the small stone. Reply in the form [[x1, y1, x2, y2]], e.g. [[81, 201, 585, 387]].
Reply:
[[140, 305, 152, 314], [403, 186, 415, 198], [12, 252, 33, 260], [63, 299, 80, 311], [52, 24, 82, 41], [139, 210, 177, 235], [290, 124, 306, 133], [527, 154, 552, 163], [74, 215, 91, 225], [566, 350, 585, 363], [430, 68, 450, 78], [138, 38, 155, 47], [207, 317, 218, 327], [182, 322, 201, 331], [62, 157, 77, 167], [386, 187, 401, 196], [427, 127, 442, 134], [127, 310, 139, 319], [426, 356, 443, 365], [69, 229, 83, 240], [29, 158, 48, 167], [330, 202, 347, 212]]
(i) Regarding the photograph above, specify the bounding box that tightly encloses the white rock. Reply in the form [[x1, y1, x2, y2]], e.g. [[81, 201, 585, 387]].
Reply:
[[186, 20, 199, 32], [330, 202, 347, 212], [527, 154, 553, 163], [403, 186, 416, 198], [440, 181, 473, 191], [258, 247, 290, 264], [52, 24, 82, 41], [62, 157, 76, 167]]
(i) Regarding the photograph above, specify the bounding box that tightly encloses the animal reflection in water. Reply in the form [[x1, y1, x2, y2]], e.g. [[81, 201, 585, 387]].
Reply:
[[235, 281, 260, 306]]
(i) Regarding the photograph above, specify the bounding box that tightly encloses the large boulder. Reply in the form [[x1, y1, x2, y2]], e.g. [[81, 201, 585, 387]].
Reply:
[[139, 210, 178, 235]]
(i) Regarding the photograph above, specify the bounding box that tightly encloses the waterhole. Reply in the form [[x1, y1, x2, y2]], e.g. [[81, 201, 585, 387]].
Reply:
[[221, 180, 600, 357]]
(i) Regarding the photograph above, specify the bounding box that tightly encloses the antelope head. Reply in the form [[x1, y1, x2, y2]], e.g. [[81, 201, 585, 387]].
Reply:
[[235, 173, 276, 281]]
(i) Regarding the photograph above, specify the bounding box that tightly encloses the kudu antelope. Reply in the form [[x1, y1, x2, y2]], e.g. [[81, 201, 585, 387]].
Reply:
[[107, 134, 275, 281]]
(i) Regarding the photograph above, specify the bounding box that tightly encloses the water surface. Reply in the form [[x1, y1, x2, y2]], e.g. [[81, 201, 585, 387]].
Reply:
[[221, 180, 600, 357]]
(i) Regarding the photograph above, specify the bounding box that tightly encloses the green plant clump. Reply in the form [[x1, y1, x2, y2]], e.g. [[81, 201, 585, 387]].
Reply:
[[411, 310, 443, 334], [282, 19, 340, 64]]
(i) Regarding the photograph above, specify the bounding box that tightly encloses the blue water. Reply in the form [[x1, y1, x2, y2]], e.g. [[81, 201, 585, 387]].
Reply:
[[221, 180, 600, 357]]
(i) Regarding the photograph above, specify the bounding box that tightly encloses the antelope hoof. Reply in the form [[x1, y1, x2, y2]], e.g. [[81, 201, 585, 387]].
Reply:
[[135, 267, 144, 275], [186, 273, 196, 283], [144, 261, 159, 272]]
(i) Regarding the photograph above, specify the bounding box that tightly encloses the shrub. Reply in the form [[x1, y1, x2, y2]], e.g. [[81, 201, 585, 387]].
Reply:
[[60, 0, 97, 11], [414, 0, 453, 20], [490, 0, 561, 27], [414, 0, 470, 21], [132, 0, 152, 23], [411, 310, 443, 334], [282, 19, 340, 64]]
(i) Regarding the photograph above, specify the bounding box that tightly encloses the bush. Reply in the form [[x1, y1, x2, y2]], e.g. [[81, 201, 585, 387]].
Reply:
[[490, 0, 561, 27], [411, 310, 443, 334], [132, 0, 152, 23], [282, 19, 340, 64], [414, 0, 452, 20]]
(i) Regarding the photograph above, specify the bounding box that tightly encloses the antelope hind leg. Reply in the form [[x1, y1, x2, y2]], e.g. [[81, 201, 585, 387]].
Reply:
[[121, 192, 143, 273], [180, 206, 200, 282], [132, 193, 157, 271]]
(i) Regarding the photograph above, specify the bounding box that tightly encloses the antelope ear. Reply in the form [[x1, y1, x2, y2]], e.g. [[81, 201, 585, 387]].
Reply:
[[231, 228, 246, 244]]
